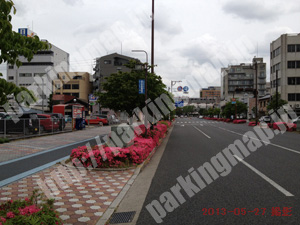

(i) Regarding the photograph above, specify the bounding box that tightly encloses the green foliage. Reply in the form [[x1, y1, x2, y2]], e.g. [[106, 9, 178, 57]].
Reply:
[[222, 100, 247, 118], [0, 137, 9, 144], [0, 0, 50, 106], [96, 60, 168, 116], [0, 189, 63, 224], [267, 93, 288, 111]]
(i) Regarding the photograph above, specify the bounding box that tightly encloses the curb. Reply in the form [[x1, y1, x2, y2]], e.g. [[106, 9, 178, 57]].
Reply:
[[95, 124, 174, 225]]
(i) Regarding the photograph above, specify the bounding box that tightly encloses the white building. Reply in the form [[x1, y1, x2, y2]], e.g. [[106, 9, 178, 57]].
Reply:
[[270, 33, 300, 115], [7, 38, 69, 110]]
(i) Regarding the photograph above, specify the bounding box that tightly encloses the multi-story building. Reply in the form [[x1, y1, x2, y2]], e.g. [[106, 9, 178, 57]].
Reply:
[[93, 53, 136, 92], [270, 33, 300, 115], [53, 72, 92, 102], [221, 57, 267, 104], [200, 86, 221, 103], [7, 37, 69, 110]]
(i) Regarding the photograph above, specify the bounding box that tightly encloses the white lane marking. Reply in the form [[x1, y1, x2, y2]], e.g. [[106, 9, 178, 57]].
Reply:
[[192, 126, 211, 139], [234, 155, 294, 197], [217, 127, 300, 155]]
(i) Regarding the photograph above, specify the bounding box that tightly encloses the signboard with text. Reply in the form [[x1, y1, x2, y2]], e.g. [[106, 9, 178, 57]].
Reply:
[[139, 79, 145, 94]]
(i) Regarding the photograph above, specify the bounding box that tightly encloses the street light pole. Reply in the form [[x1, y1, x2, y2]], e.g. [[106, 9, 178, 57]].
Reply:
[[132, 50, 148, 135], [151, 0, 155, 74]]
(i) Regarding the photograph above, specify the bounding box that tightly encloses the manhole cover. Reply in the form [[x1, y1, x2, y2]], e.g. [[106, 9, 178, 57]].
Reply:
[[109, 211, 136, 224]]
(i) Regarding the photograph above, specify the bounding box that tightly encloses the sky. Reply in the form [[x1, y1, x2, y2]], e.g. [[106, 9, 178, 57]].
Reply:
[[2, 0, 300, 97]]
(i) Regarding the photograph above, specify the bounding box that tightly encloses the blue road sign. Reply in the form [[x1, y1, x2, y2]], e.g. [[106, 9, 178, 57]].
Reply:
[[175, 100, 184, 107], [183, 86, 189, 92], [139, 79, 145, 94]]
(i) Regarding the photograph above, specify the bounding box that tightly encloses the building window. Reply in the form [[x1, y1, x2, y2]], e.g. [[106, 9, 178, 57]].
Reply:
[[63, 93, 71, 96], [288, 61, 300, 69], [288, 77, 300, 85], [288, 45, 296, 52], [104, 60, 111, 64], [8, 76, 14, 80], [63, 84, 71, 89], [273, 47, 280, 57], [297, 45, 300, 52], [288, 94, 296, 101], [72, 93, 79, 98], [62, 75, 66, 79], [72, 84, 79, 89], [288, 77, 296, 85], [19, 73, 32, 77], [8, 65, 14, 69]]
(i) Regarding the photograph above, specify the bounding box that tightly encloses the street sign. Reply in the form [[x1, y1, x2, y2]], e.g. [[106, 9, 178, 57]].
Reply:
[[232, 101, 236, 104], [139, 79, 145, 94], [183, 86, 189, 92], [232, 98, 236, 104], [177, 86, 183, 92], [175, 100, 184, 107]]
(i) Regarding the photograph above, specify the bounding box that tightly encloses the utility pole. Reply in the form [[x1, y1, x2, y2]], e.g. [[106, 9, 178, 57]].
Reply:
[[255, 62, 258, 126], [151, 0, 155, 74], [275, 69, 278, 112]]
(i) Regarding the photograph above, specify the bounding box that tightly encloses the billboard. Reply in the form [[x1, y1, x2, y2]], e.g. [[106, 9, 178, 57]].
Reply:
[[18, 28, 36, 37]]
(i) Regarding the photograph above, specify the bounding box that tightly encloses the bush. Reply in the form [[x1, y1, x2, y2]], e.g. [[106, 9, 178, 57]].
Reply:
[[0, 190, 62, 225], [0, 138, 9, 144], [70, 121, 170, 168]]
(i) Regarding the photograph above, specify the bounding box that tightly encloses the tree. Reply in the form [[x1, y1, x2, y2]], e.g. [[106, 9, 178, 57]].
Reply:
[[96, 60, 169, 117], [222, 101, 247, 118], [0, 0, 50, 106], [213, 108, 221, 117], [267, 93, 288, 112]]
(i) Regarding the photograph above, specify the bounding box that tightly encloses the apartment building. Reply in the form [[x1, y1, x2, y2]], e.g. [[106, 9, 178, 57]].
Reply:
[[221, 57, 267, 105], [7, 32, 69, 110], [93, 53, 136, 92], [53, 72, 92, 102], [270, 33, 300, 115]]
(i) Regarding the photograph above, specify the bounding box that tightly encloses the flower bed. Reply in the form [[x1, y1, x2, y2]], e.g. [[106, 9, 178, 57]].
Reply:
[[70, 121, 171, 168], [0, 190, 62, 225]]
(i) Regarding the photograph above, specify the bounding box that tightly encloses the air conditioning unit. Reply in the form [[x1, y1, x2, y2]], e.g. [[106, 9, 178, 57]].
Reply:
[[296, 104, 300, 108]]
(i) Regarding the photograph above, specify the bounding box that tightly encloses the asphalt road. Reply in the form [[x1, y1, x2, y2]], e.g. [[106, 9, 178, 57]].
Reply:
[[137, 117, 300, 225], [0, 136, 105, 185]]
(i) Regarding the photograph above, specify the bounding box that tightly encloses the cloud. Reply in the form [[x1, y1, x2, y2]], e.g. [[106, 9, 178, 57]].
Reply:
[[62, 0, 83, 6], [222, 0, 281, 22]]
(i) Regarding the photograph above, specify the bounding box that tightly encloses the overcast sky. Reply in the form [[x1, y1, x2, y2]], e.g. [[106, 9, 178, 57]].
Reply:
[[2, 0, 300, 97]]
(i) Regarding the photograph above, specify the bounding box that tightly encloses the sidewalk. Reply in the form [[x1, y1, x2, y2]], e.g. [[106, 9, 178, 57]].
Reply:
[[0, 126, 110, 163]]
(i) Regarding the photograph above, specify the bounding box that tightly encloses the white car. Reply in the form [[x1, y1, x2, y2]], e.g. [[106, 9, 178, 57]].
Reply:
[[259, 116, 271, 123], [199, 115, 203, 119]]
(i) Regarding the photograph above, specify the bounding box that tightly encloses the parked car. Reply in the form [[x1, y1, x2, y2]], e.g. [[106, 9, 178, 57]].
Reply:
[[199, 115, 203, 119], [37, 114, 59, 132], [86, 116, 108, 126], [0, 113, 39, 134], [50, 113, 65, 131], [259, 116, 271, 123], [92, 114, 109, 125]]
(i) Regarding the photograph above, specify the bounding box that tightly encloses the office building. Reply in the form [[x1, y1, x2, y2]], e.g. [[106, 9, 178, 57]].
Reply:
[[270, 33, 300, 115]]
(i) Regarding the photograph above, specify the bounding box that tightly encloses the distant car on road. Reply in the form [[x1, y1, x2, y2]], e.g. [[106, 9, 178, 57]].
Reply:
[[86, 115, 108, 126], [259, 116, 271, 123], [199, 115, 203, 119]]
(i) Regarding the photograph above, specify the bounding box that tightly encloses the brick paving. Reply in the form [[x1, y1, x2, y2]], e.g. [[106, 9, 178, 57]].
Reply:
[[0, 126, 110, 163], [0, 164, 135, 225]]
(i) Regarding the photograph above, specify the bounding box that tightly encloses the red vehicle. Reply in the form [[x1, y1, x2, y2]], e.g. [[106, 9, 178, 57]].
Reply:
[[37, 114, 60, 132], [86, 115, 108, 126]]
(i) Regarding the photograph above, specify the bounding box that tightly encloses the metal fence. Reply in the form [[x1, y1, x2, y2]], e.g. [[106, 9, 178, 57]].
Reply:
[[0, 118, 73, 140]]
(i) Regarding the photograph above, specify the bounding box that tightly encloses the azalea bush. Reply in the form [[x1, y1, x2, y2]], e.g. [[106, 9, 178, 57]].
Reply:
[[0, 190, 62, 225], [70, 121, 171, 168]]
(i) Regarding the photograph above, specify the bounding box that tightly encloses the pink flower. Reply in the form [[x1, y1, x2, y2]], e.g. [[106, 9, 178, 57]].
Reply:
[[1, 217, 6, 223], [6, 211, 15, 218]]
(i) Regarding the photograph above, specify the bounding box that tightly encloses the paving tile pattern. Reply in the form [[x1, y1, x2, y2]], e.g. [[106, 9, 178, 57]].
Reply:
[[0, 126, 110, 163], [0, 165, 134, 225]]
